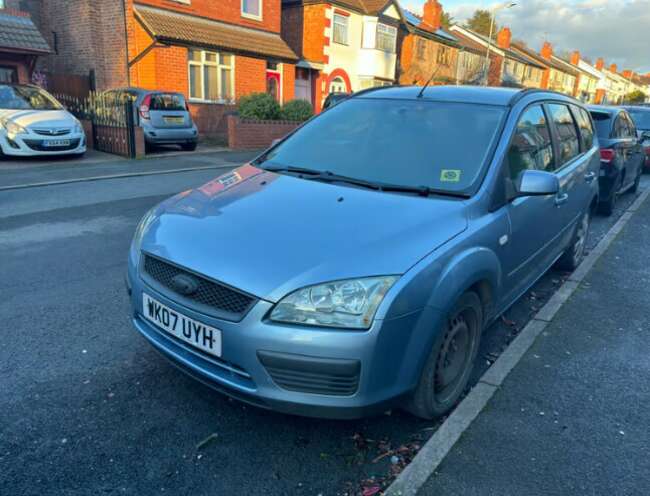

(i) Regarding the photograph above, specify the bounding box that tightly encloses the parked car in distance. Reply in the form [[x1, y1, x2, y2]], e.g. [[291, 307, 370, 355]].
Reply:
[[0, 84, 86, 158], [588, 105, 644, 215], [101, 87, 198, 152], [322, 92, 350, 110], [623, 105, 650, 169], [127, 87, 599, 420]]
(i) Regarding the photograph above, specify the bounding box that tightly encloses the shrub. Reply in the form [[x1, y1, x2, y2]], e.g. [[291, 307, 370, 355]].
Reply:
[[280, 99, 314, 122], [238, 93, 281, 121]]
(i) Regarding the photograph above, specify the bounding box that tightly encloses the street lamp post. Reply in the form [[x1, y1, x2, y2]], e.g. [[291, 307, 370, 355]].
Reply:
[[483, 2, 516, 86]]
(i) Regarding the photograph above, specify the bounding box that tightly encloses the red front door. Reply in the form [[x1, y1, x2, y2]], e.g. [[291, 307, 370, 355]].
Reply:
[[267, 71, 281, 102]]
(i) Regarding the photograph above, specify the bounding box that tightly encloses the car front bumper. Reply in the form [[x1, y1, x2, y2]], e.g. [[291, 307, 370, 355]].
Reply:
[[0, 131, 86, 157], [143, 126, 198, 145], [128, 269, 437, 419]]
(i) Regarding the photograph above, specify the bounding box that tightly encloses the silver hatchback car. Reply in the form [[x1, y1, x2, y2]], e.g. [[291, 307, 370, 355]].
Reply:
[[103, 88, 199, 151]]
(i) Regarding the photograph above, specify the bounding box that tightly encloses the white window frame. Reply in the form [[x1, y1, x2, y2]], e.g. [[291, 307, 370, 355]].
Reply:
[[375, 23, 397, 53], [333, 13, 349, 45], [241, 0, 262, 20], [188, 49, 235, 104]]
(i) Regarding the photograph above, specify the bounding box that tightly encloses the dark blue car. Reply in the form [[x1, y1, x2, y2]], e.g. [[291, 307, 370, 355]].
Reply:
[[127, 86, 600, 419], [588, 106, 644, 215]]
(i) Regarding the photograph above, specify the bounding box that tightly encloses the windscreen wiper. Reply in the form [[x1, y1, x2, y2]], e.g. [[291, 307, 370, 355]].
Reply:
[[314, 173, 469, 198]]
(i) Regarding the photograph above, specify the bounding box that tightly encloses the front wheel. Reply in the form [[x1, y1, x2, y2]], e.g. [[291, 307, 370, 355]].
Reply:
[[406, 292, 482, 420], [557, 210, 590, 271]]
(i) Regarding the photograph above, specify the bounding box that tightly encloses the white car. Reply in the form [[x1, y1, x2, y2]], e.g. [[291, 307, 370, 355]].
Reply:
[[0, 84, 86, 158]]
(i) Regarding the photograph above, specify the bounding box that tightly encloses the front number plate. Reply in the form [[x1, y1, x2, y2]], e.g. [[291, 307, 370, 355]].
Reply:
[[43, 139, 71, 147], [142, 293, 222, 357]]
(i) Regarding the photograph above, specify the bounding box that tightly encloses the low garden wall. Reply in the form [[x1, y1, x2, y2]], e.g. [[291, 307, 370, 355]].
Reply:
[[227, 115, 301, 150]]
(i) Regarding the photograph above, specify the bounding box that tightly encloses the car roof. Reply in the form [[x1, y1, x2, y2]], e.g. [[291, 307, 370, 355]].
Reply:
[[587, 105, 624, 116], [623, 105, 650, 112], [354, 85, 576, 107]]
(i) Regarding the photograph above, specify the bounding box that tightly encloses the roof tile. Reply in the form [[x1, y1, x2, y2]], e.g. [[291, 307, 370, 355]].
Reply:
[[0, 11, 50, 54]]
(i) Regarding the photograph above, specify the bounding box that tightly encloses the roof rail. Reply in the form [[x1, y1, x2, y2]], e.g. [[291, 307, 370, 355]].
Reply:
[[508, 87, 579, 106]]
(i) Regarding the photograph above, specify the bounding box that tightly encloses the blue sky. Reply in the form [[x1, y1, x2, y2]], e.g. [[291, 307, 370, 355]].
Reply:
[[401, 0, 650, 73]]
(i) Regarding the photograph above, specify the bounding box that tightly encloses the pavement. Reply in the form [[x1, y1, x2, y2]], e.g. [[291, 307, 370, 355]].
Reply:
[[1, 151, 648, 496], [419, 185, 650, 495]]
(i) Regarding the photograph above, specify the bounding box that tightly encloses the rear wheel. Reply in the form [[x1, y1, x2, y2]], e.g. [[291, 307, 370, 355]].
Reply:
[[598, 176, 620, 216], [406, 292, 482, 420], [557, 209, 590, 271]]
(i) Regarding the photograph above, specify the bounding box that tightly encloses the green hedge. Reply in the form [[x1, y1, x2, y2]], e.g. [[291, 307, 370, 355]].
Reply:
[[238, 93, 313, 122]]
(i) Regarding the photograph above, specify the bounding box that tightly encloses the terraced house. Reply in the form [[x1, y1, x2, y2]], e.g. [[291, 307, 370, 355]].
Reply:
[[397, 0, 460, 86], [0, 1, 50, 84], [18, 0, 298, 136], [281, 0, 403, 112]]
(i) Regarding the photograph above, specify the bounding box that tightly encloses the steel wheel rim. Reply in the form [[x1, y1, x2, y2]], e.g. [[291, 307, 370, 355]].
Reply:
[[573, 213, 589, 261], [435, 314, 474, 404]]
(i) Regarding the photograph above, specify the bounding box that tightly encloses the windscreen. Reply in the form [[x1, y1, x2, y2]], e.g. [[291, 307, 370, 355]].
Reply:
[[262, 98, 506, 194], [0, 85, 62, 110], [627, 109, 650, 130]]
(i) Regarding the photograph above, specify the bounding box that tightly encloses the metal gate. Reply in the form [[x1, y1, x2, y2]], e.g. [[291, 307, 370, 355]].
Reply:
[[54, 91, 137, 158], [90, 93, 137, 158]]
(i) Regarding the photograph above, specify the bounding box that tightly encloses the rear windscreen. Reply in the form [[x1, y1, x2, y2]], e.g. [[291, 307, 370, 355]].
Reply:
[[150, 93, 186, 111], [590, 112, 611, 138]]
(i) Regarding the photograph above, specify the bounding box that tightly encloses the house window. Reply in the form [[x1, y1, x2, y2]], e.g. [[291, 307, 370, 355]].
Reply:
[[188, 49, 234, 102], [436, 46, 450, 66], [0, 66, 17, 83], [376, 23, 396, 52], [333, 13, 349, 45], [0, 0, 5, 8], [242, 0, 262, 19], [416, 38, 426, 61]]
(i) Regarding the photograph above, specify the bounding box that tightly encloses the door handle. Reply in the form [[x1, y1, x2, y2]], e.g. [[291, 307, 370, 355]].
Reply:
[[584, 171, 596, 183], [555, 192, 569, 206]]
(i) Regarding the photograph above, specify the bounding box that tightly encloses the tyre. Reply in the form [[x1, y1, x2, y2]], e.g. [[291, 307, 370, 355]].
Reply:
[[557, 209, 590, 271], [598, 176, 620, 216], [406, 292, 483, 420], [631, 166, 642, 193], [181, 142, 198, 152]]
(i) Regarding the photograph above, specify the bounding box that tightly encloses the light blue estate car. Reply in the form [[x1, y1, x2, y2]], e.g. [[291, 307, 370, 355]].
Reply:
[[127, 86, 600, 419]]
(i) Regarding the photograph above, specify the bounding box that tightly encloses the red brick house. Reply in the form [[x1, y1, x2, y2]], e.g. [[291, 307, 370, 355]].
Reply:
[[21, 0, 297, 137], [398, 0, 461, 86], [0, 2, 50, 84]]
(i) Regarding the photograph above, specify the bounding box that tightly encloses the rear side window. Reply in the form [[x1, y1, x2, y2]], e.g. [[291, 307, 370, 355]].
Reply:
[[548, 104, 580, 166], [614, 114, 632, 138], [507, 105, 554, 180], [623, 112, 636, 136], [573, 107, 594, 150], [590, 111, 612, 138], [150, 93, 186, 111]]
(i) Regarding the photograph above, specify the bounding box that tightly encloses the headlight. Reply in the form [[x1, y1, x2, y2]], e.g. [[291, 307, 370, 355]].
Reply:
[[73, 121, 83, 134], [129, 207, 158, 267], [270, 276, 399, 329], [4, 120, 27, 135]]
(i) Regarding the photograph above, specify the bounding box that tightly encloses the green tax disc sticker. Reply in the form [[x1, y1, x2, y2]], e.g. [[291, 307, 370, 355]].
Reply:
[[440, 169, 462, 182]]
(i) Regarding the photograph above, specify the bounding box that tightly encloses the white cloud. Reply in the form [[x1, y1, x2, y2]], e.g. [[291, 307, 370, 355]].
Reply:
[[437, 0, 650, 73]]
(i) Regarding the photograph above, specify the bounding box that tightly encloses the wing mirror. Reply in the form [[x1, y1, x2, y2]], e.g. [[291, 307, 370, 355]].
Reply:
[[515, 170, 559, 198]]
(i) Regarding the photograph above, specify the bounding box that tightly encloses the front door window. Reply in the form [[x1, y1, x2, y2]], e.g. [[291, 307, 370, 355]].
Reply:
[[267, 71, 281, 102]]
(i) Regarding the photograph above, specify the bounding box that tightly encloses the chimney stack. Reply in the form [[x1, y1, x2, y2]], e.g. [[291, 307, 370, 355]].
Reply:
[[421, 0, 443, 31], [570, 51, 580, 66], [595, 58, 605, 70], [540, 41, 553, 60], [609, 63, 617, 74], [622, 69, 633, 79], [496, 27, 512, 49]]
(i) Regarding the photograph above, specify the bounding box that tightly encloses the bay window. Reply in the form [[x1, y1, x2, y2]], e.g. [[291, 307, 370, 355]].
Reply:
[[376, 23, 396, 52], [188, 49, 234, 103]]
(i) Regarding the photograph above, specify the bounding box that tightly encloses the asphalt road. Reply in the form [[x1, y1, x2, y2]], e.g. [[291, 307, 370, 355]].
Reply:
[[1, 155, 646, 496]]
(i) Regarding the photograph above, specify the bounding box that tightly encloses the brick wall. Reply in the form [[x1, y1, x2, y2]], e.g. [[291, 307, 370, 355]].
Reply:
[[282, 63, 296, 103], [282, 3, 327, 64], [399, 33, 459, 85], [227, 115, 300, 149], [235, 56, 267, 97], [190, 103, 237, 142], [135, 0, 281, 33]]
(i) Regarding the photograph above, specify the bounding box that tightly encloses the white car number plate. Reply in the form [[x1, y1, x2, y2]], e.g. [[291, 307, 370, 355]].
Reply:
[[43, 139, 71, 147], [142, 293, 222, 357]]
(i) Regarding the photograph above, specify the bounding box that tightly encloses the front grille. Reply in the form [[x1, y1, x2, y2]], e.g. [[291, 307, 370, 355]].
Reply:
[[258, 351, 361, 396], [142, 254, 256, 320], [23, 138, 80, 151], [32, 128, 71, 136]]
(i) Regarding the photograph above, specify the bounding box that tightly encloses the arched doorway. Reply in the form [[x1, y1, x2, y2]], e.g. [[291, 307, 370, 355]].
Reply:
[[329, 76, 347, 93]]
